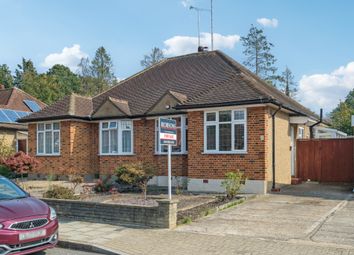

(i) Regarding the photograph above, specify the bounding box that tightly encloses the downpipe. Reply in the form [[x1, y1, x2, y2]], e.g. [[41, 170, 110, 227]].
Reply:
[[271, 106, 282, 192]]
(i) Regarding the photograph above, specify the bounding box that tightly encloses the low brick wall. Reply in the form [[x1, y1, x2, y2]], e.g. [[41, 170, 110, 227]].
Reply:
[[42, 198, 178, 229]]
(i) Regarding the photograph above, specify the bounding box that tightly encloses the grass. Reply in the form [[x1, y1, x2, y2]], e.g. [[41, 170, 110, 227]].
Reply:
[[181, 216, 192, 224]]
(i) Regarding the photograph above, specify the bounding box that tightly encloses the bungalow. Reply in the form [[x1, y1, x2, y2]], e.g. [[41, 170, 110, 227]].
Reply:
[[0, 85, 46, 153], [19, 51, 318, 194]]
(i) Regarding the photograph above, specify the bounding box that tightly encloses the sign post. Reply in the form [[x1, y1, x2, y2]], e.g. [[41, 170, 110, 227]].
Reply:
[[159, 118, 177, 200]]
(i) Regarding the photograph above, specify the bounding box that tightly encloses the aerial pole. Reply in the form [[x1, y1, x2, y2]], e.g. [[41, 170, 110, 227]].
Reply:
[[211, 0, 214, 50]]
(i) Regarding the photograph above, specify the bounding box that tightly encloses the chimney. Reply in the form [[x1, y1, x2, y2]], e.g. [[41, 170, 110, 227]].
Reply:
[[198, 46, 208, 52], [0, 84, 5, 90]]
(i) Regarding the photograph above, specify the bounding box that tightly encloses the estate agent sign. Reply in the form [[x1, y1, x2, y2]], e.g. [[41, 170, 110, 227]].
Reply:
[[159, 118, 177, 200]]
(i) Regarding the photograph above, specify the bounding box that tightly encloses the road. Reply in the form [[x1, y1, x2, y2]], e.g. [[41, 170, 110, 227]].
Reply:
[[32, 247, 103, 255]]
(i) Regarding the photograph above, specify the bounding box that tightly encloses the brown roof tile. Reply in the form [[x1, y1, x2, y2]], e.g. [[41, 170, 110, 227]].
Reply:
[[20, 50, 318, 122]]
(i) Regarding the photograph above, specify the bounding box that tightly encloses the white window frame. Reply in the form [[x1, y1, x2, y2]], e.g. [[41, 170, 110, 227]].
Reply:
[[99, 120, 134, 155], [36, 122, 60, 156], [298, 127, 304, 139], [204, 108, 247, 154], [155, 115, 188, 155]]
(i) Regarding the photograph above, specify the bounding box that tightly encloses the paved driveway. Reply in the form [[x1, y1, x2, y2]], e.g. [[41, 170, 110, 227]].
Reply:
[[178, 182, 354, 247]]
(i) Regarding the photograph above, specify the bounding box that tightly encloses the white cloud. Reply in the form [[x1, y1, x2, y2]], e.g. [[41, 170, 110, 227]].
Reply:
[[298, 62, 354, 112], [163, 32, 240, 56], [181, 0, 193, 8], [257, 18, 279, 28], [42, 44, 88, 72]]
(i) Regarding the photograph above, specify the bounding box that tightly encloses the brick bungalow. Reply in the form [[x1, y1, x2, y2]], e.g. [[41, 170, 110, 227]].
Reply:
[[19, 51, 318, 194]]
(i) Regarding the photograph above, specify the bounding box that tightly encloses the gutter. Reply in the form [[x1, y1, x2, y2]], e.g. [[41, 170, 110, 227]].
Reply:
[[271, 105, 282, 192], [309, 108, 323, 138]]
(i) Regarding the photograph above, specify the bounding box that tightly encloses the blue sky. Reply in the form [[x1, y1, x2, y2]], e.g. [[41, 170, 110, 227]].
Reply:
[[1, 0, 353, 113]]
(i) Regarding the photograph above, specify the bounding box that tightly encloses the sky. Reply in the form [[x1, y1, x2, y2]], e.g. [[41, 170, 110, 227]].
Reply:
[[1, 0, 353, 114]]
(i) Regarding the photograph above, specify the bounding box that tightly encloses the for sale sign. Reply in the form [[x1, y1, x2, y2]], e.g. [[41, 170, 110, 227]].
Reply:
[[159, 118, 177, 145]]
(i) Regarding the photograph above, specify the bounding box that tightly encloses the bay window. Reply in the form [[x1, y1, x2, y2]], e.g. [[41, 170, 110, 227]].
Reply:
[[204, 109, 247, 153], [155, 115, 188, 154], [37, 122, 60, 155], [100, 120, 133, 155]]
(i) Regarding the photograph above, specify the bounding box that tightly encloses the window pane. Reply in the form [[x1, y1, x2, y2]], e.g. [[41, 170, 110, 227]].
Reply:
[[45, 123, 52, 130], [234, 110, 245, 121], [38, 124, 44, 131], [155, 130, 159, 153], [110, 129, 118, 153], [53, 131, 60, 153], [206, 112, 216, 122], [38, 132, 44, 153], [234, 124, 245, 150], [206, 125, 216, 150], [219, 123, 231, 151], [53, 123, 60, 130], [122, 130, 132, 153], [172, 128, 181, 152], [121, 121, 132, 130], [219, 111, 231, 122], [45, 131, 52, 154], [109, 121, 117, 128], [102, 130, 109, 153], [172, 117, 181, 128], [161, 145, 168, 153], [102, 122, 109, 129]]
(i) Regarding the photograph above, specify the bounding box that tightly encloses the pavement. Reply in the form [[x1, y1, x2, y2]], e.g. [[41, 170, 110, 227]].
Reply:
[[33, 247, 102, 255], [58, 182, 354, 255]]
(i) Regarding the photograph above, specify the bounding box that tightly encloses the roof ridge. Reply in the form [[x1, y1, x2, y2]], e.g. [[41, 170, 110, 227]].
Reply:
[[13, 87, 48, 106], [68, 94, 76, 115], [71, 93, 92, 100], [108, 96, 129, 104]]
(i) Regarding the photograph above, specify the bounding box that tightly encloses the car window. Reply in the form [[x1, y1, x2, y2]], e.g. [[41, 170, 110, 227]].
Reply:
[[0, 178, 27, 200]]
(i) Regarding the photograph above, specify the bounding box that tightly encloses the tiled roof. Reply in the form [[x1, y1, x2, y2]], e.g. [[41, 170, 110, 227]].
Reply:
[[0, 87, 46, 112], [19, 50, 318, 122]]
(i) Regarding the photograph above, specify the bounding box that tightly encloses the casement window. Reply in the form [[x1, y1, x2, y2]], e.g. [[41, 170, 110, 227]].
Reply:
[[100, 120, 133, 155], [155, 115, 188, 154], [298, 127, 304, 139], [204, 109, 247, 153], [37, 122, 60, 155]]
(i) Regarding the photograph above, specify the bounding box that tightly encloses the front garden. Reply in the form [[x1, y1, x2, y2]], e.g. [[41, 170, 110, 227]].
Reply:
[[0, 140, 248, 227]]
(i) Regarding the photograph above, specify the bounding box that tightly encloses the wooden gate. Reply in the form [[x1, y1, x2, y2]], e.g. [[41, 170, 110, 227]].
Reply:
[[296, 138, 354, 182]]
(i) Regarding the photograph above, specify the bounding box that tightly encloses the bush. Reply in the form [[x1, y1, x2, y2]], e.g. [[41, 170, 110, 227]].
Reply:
[[115, 162, 157, 199], [43, 185, 78, 200], [69, 174, 84, 192], [221, 171, 246, 199], [2, 151, 39, 176], [94, 177, 112, 193], [0, 165, 13, 178]]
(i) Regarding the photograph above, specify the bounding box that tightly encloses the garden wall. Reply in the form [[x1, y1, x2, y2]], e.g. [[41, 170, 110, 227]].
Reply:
[[42, 198, 178, 229]]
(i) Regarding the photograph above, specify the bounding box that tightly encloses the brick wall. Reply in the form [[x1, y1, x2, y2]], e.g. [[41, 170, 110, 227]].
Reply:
[[29, 119, 188, 177], [187, 107, 268, 180], [28, 121, 98, 176], [42, 198, 178, 229]]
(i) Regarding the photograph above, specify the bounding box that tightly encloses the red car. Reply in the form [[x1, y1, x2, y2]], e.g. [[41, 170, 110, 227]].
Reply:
[[0, 176, 58, 255]]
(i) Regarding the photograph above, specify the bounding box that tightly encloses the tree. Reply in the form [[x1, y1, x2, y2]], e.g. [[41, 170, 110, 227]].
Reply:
[[0, 64, 14, 88], [241, 25, 278, 85], [279, 67, 297, 97], [13, 58, 37, 88], [329, 89, 354, 135], [47, 64, 81, 96], [77, 57, 97, 96], [140, 47, 165, 68], [90, 46, 116, 94]]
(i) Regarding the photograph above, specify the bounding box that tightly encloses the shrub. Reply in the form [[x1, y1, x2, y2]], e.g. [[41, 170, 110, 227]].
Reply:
[[69, 174, 84, 192], [94, 176, 112, 193], [115, 162, 157, 199], [2, 151, 39, 176], [0, 165, 13, 178], [221, 171, 246, 199], [43, 185, 78, 200]]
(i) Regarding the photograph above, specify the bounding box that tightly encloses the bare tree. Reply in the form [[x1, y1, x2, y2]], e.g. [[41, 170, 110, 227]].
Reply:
[[140, 47, 165, 68]]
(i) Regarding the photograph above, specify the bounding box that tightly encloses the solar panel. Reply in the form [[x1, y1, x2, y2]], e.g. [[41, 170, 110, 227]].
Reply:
[[23, 100, 41, 112], [0, 110, 10, 122], [16, 111, 30, 118], [2, 109, 20, 122]]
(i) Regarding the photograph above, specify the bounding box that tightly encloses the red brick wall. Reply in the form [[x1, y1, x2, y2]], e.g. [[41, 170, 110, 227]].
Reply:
[[29, 119, 188, 177], [187, 107, 268, 180], [98, 119, 188, 176]]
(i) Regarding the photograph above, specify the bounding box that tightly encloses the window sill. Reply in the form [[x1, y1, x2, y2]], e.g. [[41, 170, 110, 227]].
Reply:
[[202, 151, 247, 155], [36, 154, 61, 157], [99, 153, 135, 156], [154, 153, 188, 156]]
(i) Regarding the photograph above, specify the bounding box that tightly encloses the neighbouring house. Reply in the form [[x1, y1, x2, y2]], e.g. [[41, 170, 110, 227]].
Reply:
[[19, 51, 322, 194], [0, 85, 46, 153]]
